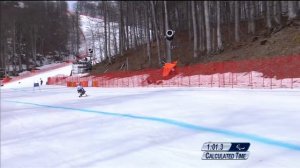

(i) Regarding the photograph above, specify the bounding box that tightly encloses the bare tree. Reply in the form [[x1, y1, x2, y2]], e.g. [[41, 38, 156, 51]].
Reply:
[[197, 2, 205, 52], [273, 1, 282, 26], [266, 1, 272, 32], [288, 1, 297, 21], [12, 20, 17, 74], [187, 2, 192, 41], [164, 1, 172, 62], [125, 2, 129, 51], [112, 22, 118, 56], [211, 2, 217, 52], [204, 1, 211, 54], [75, 4, 81, 55], [217, 1, 223, 52], [32, 25, 38, 66], [145, 3, 151, 64], [191, 1, 198, 58], [119, 1, 124, 56], [234, 1, 240, 42], [87, 19, 96, 62], [248, 1, 255, 34], [151, 1, 161, 66], [103, 1, 109, 62], [107, 11, 111, 59], [96, 23, 103, 61]]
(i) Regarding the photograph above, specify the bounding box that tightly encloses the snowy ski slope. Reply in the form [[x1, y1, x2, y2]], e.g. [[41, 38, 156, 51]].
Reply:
[[1, 64, 300, 168]]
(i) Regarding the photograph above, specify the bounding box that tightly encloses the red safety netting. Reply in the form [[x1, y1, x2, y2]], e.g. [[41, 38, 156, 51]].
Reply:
[[48, 55, 300, 89]]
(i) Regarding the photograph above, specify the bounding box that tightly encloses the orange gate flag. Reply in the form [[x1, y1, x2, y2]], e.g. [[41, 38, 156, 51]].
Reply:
[[162, 61, 177, 77]]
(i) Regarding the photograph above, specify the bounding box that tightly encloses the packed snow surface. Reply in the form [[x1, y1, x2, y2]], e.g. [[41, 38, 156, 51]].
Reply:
[[1, 61, 300, 168], [1, 84, 300, 168]]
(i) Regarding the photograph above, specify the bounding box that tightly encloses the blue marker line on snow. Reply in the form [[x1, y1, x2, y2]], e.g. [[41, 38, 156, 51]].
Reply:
[[4, 100, 300, 151]]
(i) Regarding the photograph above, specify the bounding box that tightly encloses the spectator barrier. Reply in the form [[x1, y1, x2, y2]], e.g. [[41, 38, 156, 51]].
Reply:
[[48, 55, 300, 89]]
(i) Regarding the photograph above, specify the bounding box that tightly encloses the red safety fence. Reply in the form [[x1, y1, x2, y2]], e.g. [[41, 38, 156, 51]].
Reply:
[[2, 62, 71, 84], [48, 55, 300, 89], [47, 75, 69, 85]]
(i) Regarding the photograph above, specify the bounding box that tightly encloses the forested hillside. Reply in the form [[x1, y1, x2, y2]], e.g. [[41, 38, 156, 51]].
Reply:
[[1, 1, 300, 77], [0, 1, 81, 77], [79, 1, 300, 74]]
